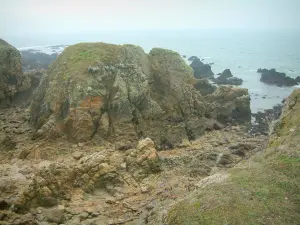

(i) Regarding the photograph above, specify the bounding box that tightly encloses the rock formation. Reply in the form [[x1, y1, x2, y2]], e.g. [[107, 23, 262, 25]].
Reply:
[[258, 68, 299, 87], [0, 39, 31, 107], [21, 50, 58, 71], [29, 43, 251, 147], [189, 56, 214, 79], [166, 89, 300, 225], [193, 79, 217, 96], [214, 69, 243, 85]]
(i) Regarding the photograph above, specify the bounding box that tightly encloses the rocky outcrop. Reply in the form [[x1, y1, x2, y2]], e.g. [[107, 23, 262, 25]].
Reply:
[[257, 68, 299, 87], [193, 79, 217, 96], [126, 138, 161, 181], [0, 105, 267, 224], [29, 43, 251, 147], [250, 104, 283, 135], [189, 56, 214, 79], [205, 86, 251, 124], [21, 50, 58, 71], [0, 39, 31, 107], [214, 69, 243, 85], [166, 89, 300, 225]]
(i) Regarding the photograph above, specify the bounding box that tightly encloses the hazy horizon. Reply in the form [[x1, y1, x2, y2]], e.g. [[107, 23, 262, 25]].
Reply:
[[1, 0, 300, 37]]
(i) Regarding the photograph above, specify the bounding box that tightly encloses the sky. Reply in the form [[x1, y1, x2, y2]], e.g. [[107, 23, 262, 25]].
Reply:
[[1, 0, 299, 36]]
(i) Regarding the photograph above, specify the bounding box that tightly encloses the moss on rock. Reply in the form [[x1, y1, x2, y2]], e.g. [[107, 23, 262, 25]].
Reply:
[[167, 89, 300, 225]]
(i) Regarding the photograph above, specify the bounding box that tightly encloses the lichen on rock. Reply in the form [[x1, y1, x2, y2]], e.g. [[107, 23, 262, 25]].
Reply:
[[29, 42, 251, 147]]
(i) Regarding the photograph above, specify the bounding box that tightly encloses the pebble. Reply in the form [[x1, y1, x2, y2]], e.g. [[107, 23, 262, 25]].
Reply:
[[72, 151, 83, 160], [78, 143, 84, 147]]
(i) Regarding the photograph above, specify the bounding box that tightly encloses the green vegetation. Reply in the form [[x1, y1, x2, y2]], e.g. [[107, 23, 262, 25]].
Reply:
[[167, 89, 300, 225], [48, 42, 123, 80]]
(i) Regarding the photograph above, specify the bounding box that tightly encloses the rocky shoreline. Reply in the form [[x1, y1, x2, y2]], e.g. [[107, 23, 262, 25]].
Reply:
[[1, 39, 299, 224]]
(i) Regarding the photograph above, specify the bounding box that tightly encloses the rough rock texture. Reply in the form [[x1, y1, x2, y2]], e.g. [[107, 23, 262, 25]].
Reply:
[[214, 69, 243, 85], [193, 79, 217, 96], [250, 104, 283, 135], [29, 43, 251, 147], [205, 86, 251, 124], [21, 50, 58, 71], [258, 68, 299, 87], [0, 39, 31, 107], [166, 89, 300, 225], [126, 138, 161, 181], [189, 56, 214, 79]]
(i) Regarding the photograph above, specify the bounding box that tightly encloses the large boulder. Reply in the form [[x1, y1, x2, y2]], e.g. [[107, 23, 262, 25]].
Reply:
[[214, 69, 243, 85], [0, 39, 31, 106], [30, 43, 250, 146], [205, 86, 251, 124], [257, 68, 298, 87], [189, 56, 214, 79]]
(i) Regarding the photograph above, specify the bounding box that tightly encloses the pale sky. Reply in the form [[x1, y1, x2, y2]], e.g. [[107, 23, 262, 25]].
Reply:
[[1, 0, 299, 36]]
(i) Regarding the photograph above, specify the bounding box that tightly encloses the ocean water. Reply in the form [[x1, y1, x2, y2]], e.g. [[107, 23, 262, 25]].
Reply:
[[7, 29, 300, 113]]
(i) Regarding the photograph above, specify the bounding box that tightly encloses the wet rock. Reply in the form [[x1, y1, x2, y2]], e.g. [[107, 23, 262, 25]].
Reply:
[[257, 68, 298, 86], [214, 69, 243, 85], [250, 104, 283, 135], [189, 56, 214, 79]]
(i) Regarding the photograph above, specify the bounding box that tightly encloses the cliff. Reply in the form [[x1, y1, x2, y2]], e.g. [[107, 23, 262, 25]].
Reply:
[[0, 39, 31, 107], [29, 42, 251, 147], [167, 89, 300, 225]]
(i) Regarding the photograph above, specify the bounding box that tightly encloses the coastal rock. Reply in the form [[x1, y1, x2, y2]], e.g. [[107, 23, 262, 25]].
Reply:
[[189, 56, 214, 79], [166, 89, 300, 225], [29, 43, 251, 146], [214, 69, 243, 85], [193, 79, 217, 95], [250, 104, 283, 135], [295, 76, 300, 83], [205, 86, 251, 124], [257, 68, 298, 87], [0, 39, 31, 107], [21, 50, 58, 71], [126, 138, 161, 180]]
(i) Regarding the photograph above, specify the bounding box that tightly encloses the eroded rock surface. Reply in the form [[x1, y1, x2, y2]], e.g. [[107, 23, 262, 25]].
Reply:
[[29, 43, 251, 147], [0, 39, 31, 107]]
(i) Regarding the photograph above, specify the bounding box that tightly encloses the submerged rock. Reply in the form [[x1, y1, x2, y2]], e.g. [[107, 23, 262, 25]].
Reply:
[[257, 68, 299, 87]]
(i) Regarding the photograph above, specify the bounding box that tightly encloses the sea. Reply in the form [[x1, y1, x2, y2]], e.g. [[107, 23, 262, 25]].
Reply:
[[6, 29, 300, 113]]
